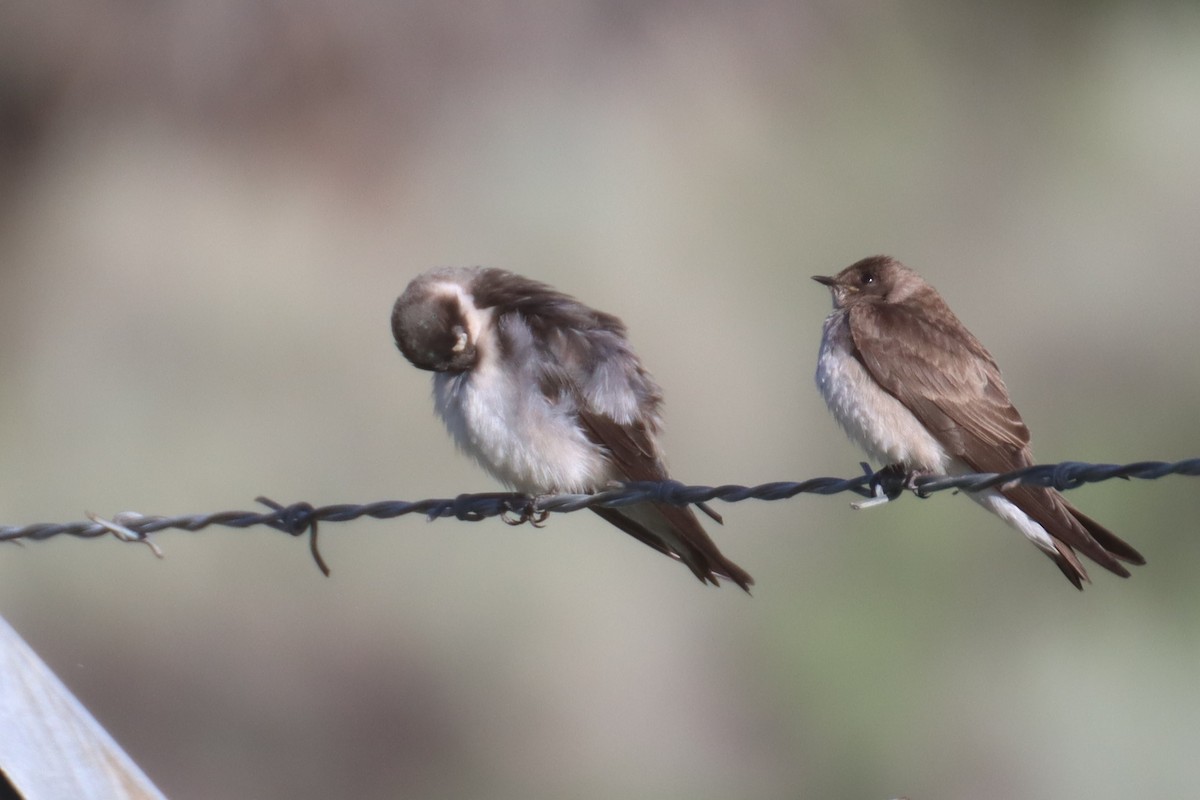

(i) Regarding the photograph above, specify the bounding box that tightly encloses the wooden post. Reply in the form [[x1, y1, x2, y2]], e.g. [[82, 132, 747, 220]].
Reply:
[[0, 614, 166, 799]]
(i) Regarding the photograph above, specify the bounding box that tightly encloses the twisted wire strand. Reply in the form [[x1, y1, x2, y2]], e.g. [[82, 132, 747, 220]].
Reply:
[[2, 459, 1196, 575]]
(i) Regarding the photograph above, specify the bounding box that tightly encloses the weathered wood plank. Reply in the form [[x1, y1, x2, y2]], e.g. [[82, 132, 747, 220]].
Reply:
[[0, 615, 166, 800]]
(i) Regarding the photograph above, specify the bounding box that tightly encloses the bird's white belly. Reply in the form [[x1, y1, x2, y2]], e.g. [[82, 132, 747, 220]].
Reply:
[[433, 359, 611, 494], [815, 311, 951, 471]]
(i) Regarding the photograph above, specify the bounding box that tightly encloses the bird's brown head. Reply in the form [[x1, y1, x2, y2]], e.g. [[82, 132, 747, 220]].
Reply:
[[392, 271, 480, 373], [812, 255, 926, 309]]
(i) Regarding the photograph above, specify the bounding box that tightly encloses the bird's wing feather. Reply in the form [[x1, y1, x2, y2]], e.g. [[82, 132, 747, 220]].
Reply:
[[848, 300, 1030, 469], [572, 396, 754, 591], [533, 327, 752, 590]]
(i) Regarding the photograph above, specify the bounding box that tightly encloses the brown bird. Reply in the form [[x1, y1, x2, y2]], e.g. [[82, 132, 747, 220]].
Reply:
[[393, 267, 752, 591], [813, 255, 1144, 588]]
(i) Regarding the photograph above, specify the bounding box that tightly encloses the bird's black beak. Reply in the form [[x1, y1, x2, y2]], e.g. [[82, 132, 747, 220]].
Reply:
[[812, 275, 836, 286]]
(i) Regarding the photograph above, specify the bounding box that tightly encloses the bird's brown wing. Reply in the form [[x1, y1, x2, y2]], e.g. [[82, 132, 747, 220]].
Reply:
[[848, 300, 1142, 583], [847, 300, 1030, 467], [533, 332, 752, 591], [575, 408, 754, 592]]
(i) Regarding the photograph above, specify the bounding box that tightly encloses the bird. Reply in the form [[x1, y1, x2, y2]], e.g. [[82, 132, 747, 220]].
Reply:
[[391, 266, 753, 591], [812, 255, 1144, 588]]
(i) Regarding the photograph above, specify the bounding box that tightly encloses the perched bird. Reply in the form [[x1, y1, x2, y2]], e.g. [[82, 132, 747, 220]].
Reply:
[[392, 266, 752, 591], [813, 255, 1144, 588]]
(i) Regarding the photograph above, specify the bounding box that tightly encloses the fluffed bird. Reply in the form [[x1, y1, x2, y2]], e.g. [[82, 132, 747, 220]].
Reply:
[[392, 266, 753, 591]]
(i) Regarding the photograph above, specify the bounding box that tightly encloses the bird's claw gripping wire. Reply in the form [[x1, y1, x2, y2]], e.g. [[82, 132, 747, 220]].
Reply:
[[850, 463, 933, 509], [501, 495, 550, 528]]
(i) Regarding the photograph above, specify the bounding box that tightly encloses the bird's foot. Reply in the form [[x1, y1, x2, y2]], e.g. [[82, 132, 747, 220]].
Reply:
[[501, 495, 550, 528], [893, 466, 936, 499], [852, 463, 932, 509]]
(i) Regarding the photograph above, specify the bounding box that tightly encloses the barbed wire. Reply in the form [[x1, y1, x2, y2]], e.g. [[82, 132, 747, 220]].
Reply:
[[2, 459, 1196, 575]]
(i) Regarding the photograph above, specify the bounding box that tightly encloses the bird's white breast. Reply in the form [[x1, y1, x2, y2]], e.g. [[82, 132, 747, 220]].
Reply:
[[432, 324, 611, 495], [815, 310, 951, 471]]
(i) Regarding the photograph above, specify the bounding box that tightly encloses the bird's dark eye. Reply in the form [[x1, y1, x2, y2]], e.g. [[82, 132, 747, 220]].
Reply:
[[860, 272, 875, 286]]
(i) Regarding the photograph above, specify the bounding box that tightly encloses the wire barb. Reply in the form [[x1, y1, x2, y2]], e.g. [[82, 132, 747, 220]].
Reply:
[[255, 497, 329, 576], [2, 459, 1196, 574]]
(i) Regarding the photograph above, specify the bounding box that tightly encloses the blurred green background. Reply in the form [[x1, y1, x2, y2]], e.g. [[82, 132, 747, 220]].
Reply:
[[1, 2, 1198, 798]]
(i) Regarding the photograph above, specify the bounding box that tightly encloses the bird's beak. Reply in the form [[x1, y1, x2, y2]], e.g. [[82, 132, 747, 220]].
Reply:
[[811, 275, 836, 287]]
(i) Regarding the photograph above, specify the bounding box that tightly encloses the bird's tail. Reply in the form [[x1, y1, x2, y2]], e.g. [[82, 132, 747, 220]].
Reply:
[[997, 485, 1145, 589], [590, 503, 754, 592]]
